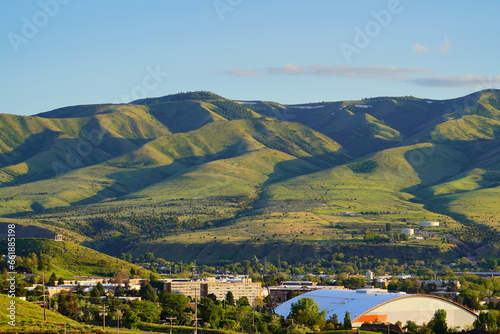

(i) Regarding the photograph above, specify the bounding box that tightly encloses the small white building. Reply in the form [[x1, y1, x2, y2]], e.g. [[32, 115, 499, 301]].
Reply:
[[401, 228, 414, 236], [365, 271, 374, 280]]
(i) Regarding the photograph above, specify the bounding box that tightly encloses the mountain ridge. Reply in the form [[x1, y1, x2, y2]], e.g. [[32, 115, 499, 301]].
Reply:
[[1, 89, 499, 263]]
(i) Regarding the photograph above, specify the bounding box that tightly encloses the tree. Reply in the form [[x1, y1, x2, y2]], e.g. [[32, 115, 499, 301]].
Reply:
[[139, 281, 158, 302], [75, 284, 84, 295], [120, 253, 133, 262], [141, 252, 156, 263], [236, 296, 250, 306], [288, 297, 326, 329], [474, 311, 498, 332], [206, 293, 218, 302], [343, 311, 352, 330], [327, 313, 340, 329], [286, 323, 311, 334], [225, 291, 235, 306], [125, 310, 140, 329], [405, 320, 418, 333], [90, 282, 105, 297], [160, 291, 190, 321], [114, 285, 125, 297], [199, 297, 223, 328], [344, 277, 366, 289], [48, 272, 57, 286], [57, 277, 65, 285], [129, 300, 161, 323], [428, 309, 447, 334], [456, 290, 480, 309]]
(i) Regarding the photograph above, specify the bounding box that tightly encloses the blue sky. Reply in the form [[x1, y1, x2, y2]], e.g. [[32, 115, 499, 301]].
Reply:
[[1, 0, 499, 115]]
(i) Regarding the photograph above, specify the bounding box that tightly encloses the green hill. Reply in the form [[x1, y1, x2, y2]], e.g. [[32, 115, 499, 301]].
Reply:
[[0, 294, 84, 333], [0, 89, 498, 264], [0, 238, 147, 278]]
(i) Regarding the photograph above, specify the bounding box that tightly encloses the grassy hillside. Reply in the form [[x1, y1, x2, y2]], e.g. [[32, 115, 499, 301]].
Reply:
[[0, 294, 85, 333], [0, 90, 498, 264], [0, 238, 147, 278]]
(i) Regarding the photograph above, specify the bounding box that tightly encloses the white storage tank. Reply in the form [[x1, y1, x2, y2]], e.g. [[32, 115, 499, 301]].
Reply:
[[401, 228, 414, 236], [418, 221, 439, 227]]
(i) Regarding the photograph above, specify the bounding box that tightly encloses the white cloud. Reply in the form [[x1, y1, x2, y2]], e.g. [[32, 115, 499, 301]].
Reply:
[[412, 44, 429, 53], [223, 64, 430, 80], [439, 38, 452, 54], [410, 74, 500, 87], [221, 69, 259, 77]]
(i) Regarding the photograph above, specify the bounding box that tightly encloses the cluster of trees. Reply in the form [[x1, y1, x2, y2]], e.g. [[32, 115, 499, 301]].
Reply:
[[5, 261, 500, 333], [287, 297, 352, 332], [6, 243, 500, 332], [348, 160, 378, 173], [149, 91, 223, 102], [209, 100, 254, 120], [43, 278, 284, 332]]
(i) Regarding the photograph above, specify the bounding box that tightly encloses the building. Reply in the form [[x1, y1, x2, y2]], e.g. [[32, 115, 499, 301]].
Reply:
[[455, 272, 500, 278], [164, 277, 262, 306], [268, 281, 344, 304], [25, 285, 76, 297], [164, 280, 199, 298], [202, 282, 261, 304], [419, 221, 440, 227], [274, 288, 477, 329]]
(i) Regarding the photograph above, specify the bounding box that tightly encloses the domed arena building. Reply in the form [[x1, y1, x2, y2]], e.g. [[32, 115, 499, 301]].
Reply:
[[274, 288, 477, 329]]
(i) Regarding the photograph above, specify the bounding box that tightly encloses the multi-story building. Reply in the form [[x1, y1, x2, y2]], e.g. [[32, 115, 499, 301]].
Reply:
[[201, 282, 261, 304], [164, 276, 262, 306]]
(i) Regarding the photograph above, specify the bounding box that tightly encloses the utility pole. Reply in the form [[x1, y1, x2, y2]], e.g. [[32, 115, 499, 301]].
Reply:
[[100, 304, 108, 330], [42, 270, 47, 321], [166, 317, 176, 334], [252, 310, 255, 333], [194, 288, 198, 334], [116, 310, 122, 329], [193, 288, 201, 334]]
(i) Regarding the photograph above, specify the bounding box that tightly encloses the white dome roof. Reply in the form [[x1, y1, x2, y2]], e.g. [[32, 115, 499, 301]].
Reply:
[[274, 288, 477, 329]]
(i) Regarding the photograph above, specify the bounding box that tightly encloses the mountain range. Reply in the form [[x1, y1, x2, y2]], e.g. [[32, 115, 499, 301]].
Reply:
[[1, 90, 499, 264]]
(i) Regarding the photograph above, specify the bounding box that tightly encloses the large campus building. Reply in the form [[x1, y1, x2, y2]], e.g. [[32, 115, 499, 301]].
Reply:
[[164, 276, 262, 306], [274, 288, 477, 329]]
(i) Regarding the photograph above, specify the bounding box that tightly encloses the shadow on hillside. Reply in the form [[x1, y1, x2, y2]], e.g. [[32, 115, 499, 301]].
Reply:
[[0, 131, 150, 188], [147, 101, 215, 133], [108, 240, 464, 265], [400, 139, 500, 195], [0, 222, 55, 239], [421, 195, 494, 232], [71, 141, 251, 206], [242, 151, 353, 213], [0, 130, 59, 168]]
